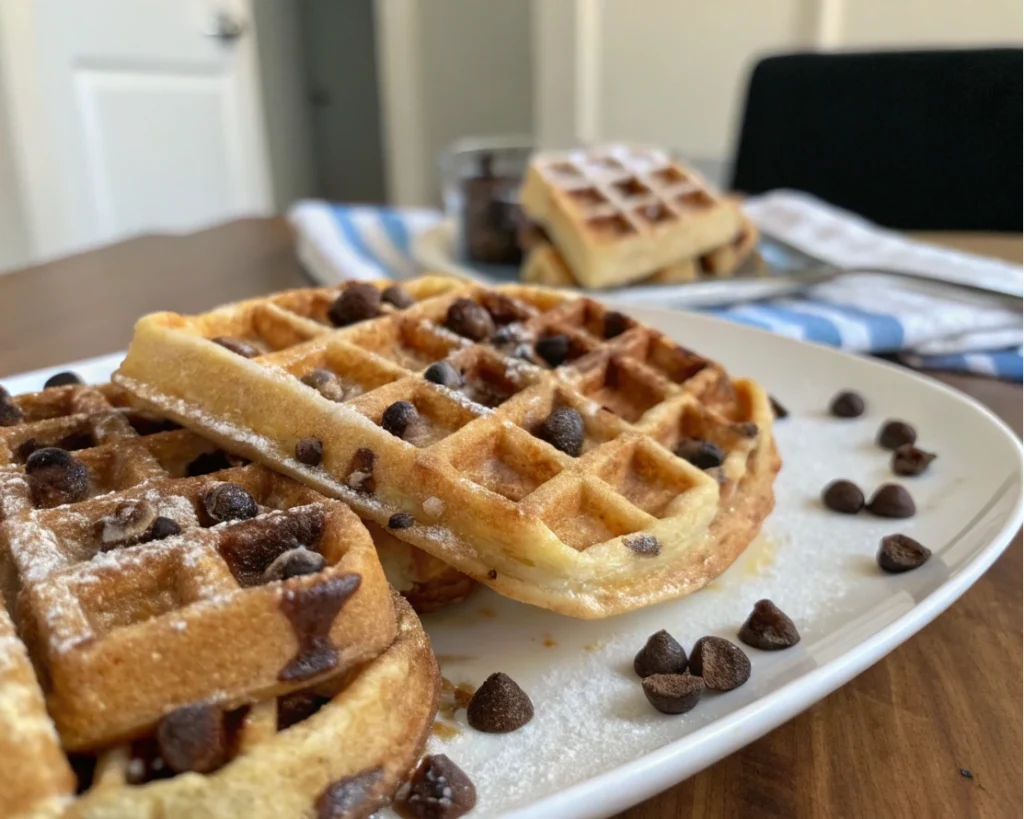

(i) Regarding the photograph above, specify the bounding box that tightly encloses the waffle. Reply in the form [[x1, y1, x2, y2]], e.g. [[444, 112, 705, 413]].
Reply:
[[0, 383, 396, 751], [115, 277, 780, 618], [1, 594, 438, 819], [519, 146, 742, 288]]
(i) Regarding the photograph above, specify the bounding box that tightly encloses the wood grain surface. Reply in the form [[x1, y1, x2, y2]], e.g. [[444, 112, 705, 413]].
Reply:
[[0, 220, 1020, 818]]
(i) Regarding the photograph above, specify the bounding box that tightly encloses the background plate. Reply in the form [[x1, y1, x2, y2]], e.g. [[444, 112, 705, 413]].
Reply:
[[2, 310, 1021, 819]]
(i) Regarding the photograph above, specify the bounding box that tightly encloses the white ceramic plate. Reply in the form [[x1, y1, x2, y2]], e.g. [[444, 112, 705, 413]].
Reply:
[[3, 312, 1021, 819]]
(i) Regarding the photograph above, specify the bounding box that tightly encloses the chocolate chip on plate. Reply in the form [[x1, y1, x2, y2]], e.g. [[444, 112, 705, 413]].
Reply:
[[424, 361, 464, 390], [300, 369, 346, 403], [444, 298, 495, 341], [99, 499, 159, 550], [381, 400, 417, 439], [25, 447, 90, 508], [738, 599, 801, 650], [156, 703, 228, 774], [634, 630, 688, 678], [602, 310, 631, 339], [262, 547, 327, 582], [642, 673, 704, 715], [467, 672, 534, 733], [689, 636, 751, 691], [203, 482, 259, 524], [821, 479, 865, 514], [829, 390, 866, 418], [212, 337, 260, 358], [295, 437, 323, 467], [381, 284, 415, 309], [867, 483, 916, 518], [877, 420, 917, 450], [534, 334, 571, 368], [769, 395, 789, 419], [892, 444, 937, 477], [328, 283, 381, 327], [44, 371, 83, 389], [537, 406, 584, 457], [388, 512, 415, 530], [150, 516, 182, 541], [877, 534, 931, 573], [674, 438, 725, 470], [402, 754, 477, 819]]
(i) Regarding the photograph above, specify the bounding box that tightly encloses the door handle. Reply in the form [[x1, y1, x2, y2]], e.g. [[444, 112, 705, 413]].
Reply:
[[203, 11, 246, 43]]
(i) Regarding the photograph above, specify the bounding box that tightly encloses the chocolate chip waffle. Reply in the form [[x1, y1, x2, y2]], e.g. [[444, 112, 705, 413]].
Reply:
[[0, 383, 396, 752], [519, 146, 743, 288], [115, 277, 780, 618]]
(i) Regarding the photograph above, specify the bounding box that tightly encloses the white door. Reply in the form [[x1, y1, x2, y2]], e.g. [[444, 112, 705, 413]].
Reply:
[[0, 0, 272, 260]]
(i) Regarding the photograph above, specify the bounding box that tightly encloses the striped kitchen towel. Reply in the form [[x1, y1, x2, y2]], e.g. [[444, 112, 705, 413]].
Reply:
[[288, 199, 1023, 381]]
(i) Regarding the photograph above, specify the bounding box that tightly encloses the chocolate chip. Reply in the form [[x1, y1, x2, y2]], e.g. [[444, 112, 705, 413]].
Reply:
[[821, 479, 865, 514], [212, 337, 260, 358], [156, 703, 228, 774], [99, 499, 159, 550], [877, 534, 931, 573], [642, 673, 704, 715], [467, 672, 534, 733], [867, 483, 916, 518], [218, 508, 325, 587], [316, 767, 385, 819], [150, 517, 182, 541], [328, 283, 381, 326], [877, 420, 917, 450], [634, 630, 688, 677], [388, 512, 415, 530], [444, 298, 495, 341], [603, 310, 631, 339], [689, 636, 751, 691], [300, 369, 346, 403], [381, 285, 415, 309], [24, 447, 90, 507], [534, 334, 570, 367], [674, 438, 725, 470], [295, 437, 323, 467], [0, 398, 24, 427], [536, 406, 584, 457], [829, 391, 866, 418], [381, 400, 417, 438], [402, 754, 477, 819], [347, 447, 376, 494], [202, 482, 258, 524], [263, 547, 327, 582], [424, 361, 464, 389], [624, 533, 661, 556], [278, 573, 361, 682], [487, 569, 498, 580], [892, 444, 937, 477], [769, 395, 789, 419], [44, 371, 83, 388], [738, 599, 801, 650]]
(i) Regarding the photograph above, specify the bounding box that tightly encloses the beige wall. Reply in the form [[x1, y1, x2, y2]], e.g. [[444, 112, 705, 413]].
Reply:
[[0, 23, 31, 273]]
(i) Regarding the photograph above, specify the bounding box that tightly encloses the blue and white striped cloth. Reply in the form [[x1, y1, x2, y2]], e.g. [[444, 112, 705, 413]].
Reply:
[[288, 200, 1023, 381]]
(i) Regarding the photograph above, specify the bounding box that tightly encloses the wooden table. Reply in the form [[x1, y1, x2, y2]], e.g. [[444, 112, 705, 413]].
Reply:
[[1, 220, 1020, 817]]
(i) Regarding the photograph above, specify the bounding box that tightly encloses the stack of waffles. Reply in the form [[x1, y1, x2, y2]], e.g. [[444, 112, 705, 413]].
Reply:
[[115, 276, 781, 620], [0, 381, 439, 818], [519, 145, 761, 289]]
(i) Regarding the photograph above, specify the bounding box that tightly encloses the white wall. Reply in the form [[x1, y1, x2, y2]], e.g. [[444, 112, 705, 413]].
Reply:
[[0, 22, 31, 273]]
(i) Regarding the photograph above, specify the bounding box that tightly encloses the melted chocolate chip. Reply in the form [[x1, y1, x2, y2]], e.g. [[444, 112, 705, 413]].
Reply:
[[877, 420, 917, 450], [603, 310, 632, 339], [186, 450, 234, 477], [674, 438, 725, 470], [624, 533, 661, 556], [278, 573, 362, 682], [381, 285, 415, 309], [328, 283, 381, 327], [218, 507, 325, 588], [738, 600, 801, 650], [689, 636, 751, 691], [877, 534, 931, 573], [424, 361, 464, 390], [0, 398, 25, 427], [99, 500, 159, 550], [156, 703, 228, 774], [277, 691, 330, 730], [821, 479, 865, 514], [892, 444, 937, 477], [202, 482, 258, 524], [467, 672, 534, 733], [642, 673, 704, 715], [867, 484, 916, 518], [212, 337, 260, 358], [44, 371, 83, 388], [347, 447, 376, 494], [445, 299, 495, 341], [316, 767, 385, 819], [381, 401, 417, 439], [769, 396, 789, 419], [536, 406, 584, 457], [534, 334, 570, 368], [388, 512, 415, 530], [24, 447, 90, 508], [301, 369, 346, 403], [829, 391, 866, 418], [634, 630, 688, 677], [295, 437, 324, 467], [402, 754, 477, 819], [263, 547, 327, 582]]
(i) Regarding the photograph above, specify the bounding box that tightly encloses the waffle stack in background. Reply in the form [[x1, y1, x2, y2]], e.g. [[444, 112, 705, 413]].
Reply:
[[519, 145, 761, 289]]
